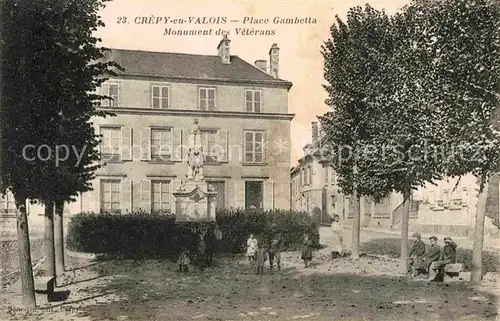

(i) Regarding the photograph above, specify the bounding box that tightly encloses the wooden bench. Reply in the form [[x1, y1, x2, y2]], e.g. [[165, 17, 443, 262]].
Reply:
[[34, 276, 55, 302]]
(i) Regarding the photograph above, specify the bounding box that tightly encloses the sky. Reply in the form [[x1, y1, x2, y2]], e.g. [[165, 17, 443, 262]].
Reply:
[[95, 0, 410, 165]]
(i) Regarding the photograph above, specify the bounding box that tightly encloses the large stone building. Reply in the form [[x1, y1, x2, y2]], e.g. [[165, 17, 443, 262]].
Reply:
[[81, 37, 293, 214], [0, 37, 294, 234]]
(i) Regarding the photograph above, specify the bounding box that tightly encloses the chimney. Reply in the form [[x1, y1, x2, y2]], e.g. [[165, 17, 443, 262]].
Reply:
[[254, 59, 267, 73], [217, 34, 231, 64], [311, 122, 319, 143], [269, 43, 279, 78]]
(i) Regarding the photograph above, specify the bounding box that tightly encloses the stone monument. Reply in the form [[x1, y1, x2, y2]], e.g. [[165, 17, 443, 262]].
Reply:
[[173, 118, 217, 221]]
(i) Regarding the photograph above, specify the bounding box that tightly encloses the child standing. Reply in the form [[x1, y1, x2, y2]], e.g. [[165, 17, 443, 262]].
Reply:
[[177, 249, 191, 272], [301, 233, 313, 268], [246, 233, 258, 264], [255, 243, 267, 277]]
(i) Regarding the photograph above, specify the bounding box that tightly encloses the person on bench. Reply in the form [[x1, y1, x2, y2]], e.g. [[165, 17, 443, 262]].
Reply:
[[430, 236, 457, 282], [407, 232, 426, 277], [422, 236, 441, 278]]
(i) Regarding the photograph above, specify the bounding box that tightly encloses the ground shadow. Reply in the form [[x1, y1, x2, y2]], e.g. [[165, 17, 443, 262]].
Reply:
[[57, 275, 103, 287], [65, 261, 100, 272], [68, 256, 497, 321], [361, 238, 499, 273]]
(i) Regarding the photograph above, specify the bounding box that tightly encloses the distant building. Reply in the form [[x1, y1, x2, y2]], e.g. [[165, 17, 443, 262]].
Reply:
[[290, 121, 417, 228], [290, 121, 499, 236], [414, 175, 499, 236]]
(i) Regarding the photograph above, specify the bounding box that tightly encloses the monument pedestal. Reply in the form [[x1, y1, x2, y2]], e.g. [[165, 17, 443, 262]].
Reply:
[[173, 180, 217, 222]]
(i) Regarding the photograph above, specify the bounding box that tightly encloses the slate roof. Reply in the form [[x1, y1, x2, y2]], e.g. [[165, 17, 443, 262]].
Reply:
[[104, 48, 292, 88]]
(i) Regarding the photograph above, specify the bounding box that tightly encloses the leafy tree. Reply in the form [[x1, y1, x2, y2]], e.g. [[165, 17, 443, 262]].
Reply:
[[404, 0, 500, 285], [27, 0, 120, 277], [320, 4, 394, 259], [1, 0, 118, 305], [349, 4, 450, 271]]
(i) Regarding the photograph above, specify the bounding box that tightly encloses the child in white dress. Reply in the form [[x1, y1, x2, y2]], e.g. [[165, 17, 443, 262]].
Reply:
[[246, 233, 258, 263]]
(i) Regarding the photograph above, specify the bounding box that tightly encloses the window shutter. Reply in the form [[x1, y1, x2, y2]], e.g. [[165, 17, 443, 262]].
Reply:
[[121, 179, 132, 214], [170, 180, 181, 214], [141, 128, 151, 161], [217, 129, 228, 162], [132, 128, 141, 161], [234, 181, 245, 209], [96, 126, 101, 159], [0, 193, 5, 211], [101, 83, 110, 107], [121, 127, 132, 161], [132, 181, 141, 211], [141, 180, 151, 213], [171, 129, 182, 162], [263, 181, 274, 210]]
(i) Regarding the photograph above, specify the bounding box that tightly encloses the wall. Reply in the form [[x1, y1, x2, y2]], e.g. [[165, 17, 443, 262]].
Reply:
[[415, 173, 499, 236], [79, 111, 291, 213]]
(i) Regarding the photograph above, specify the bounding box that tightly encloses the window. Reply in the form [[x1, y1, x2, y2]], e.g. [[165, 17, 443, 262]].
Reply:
[[199, 87, 215, 111], [331, 167, 335, 185], [101, 83, 119, 107], [244, 131, 264, 163], [324, 167, 329, 184], [201, 130, 218, 163], [101, 179, 120, 212], [151, 128, 171, 161], [152, 85, 169, 109], [245, 90, 261, 112], [152, 180, 170, 213], [100, 127, 121, 162], [308, 166, 312, 185]]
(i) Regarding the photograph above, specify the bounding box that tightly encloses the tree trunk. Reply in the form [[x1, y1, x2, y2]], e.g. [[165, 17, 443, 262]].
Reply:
[[16, 201, 36, 308], [351, 194, 361, 259], [351, 163, 360, 259], [400, 187, 411, 273], [470, 174, 489, 285], [54, 200, 65, 279], [44, 200, 55, 277]]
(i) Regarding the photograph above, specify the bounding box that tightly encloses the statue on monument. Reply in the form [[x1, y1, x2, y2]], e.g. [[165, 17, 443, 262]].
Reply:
[[187, 118, 204, 180]]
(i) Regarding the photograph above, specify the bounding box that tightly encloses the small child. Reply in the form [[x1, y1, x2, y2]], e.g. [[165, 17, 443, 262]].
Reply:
[[177, 249, 191, 272], [255, 244, 267, 276], [301, 233, 313, 268], [246, 233, 258, 264]]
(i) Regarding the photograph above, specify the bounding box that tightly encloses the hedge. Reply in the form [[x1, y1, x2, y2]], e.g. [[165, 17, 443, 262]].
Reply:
[[66, 209, 319, 260], [216, 208, 320, 253]]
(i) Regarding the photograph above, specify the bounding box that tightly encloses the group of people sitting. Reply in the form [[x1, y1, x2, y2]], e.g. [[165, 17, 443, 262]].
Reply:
[[407, 232, 458, 282]]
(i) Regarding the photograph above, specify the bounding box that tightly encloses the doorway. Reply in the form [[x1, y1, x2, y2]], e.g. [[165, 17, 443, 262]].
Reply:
[[210, 181, 226, 211]]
